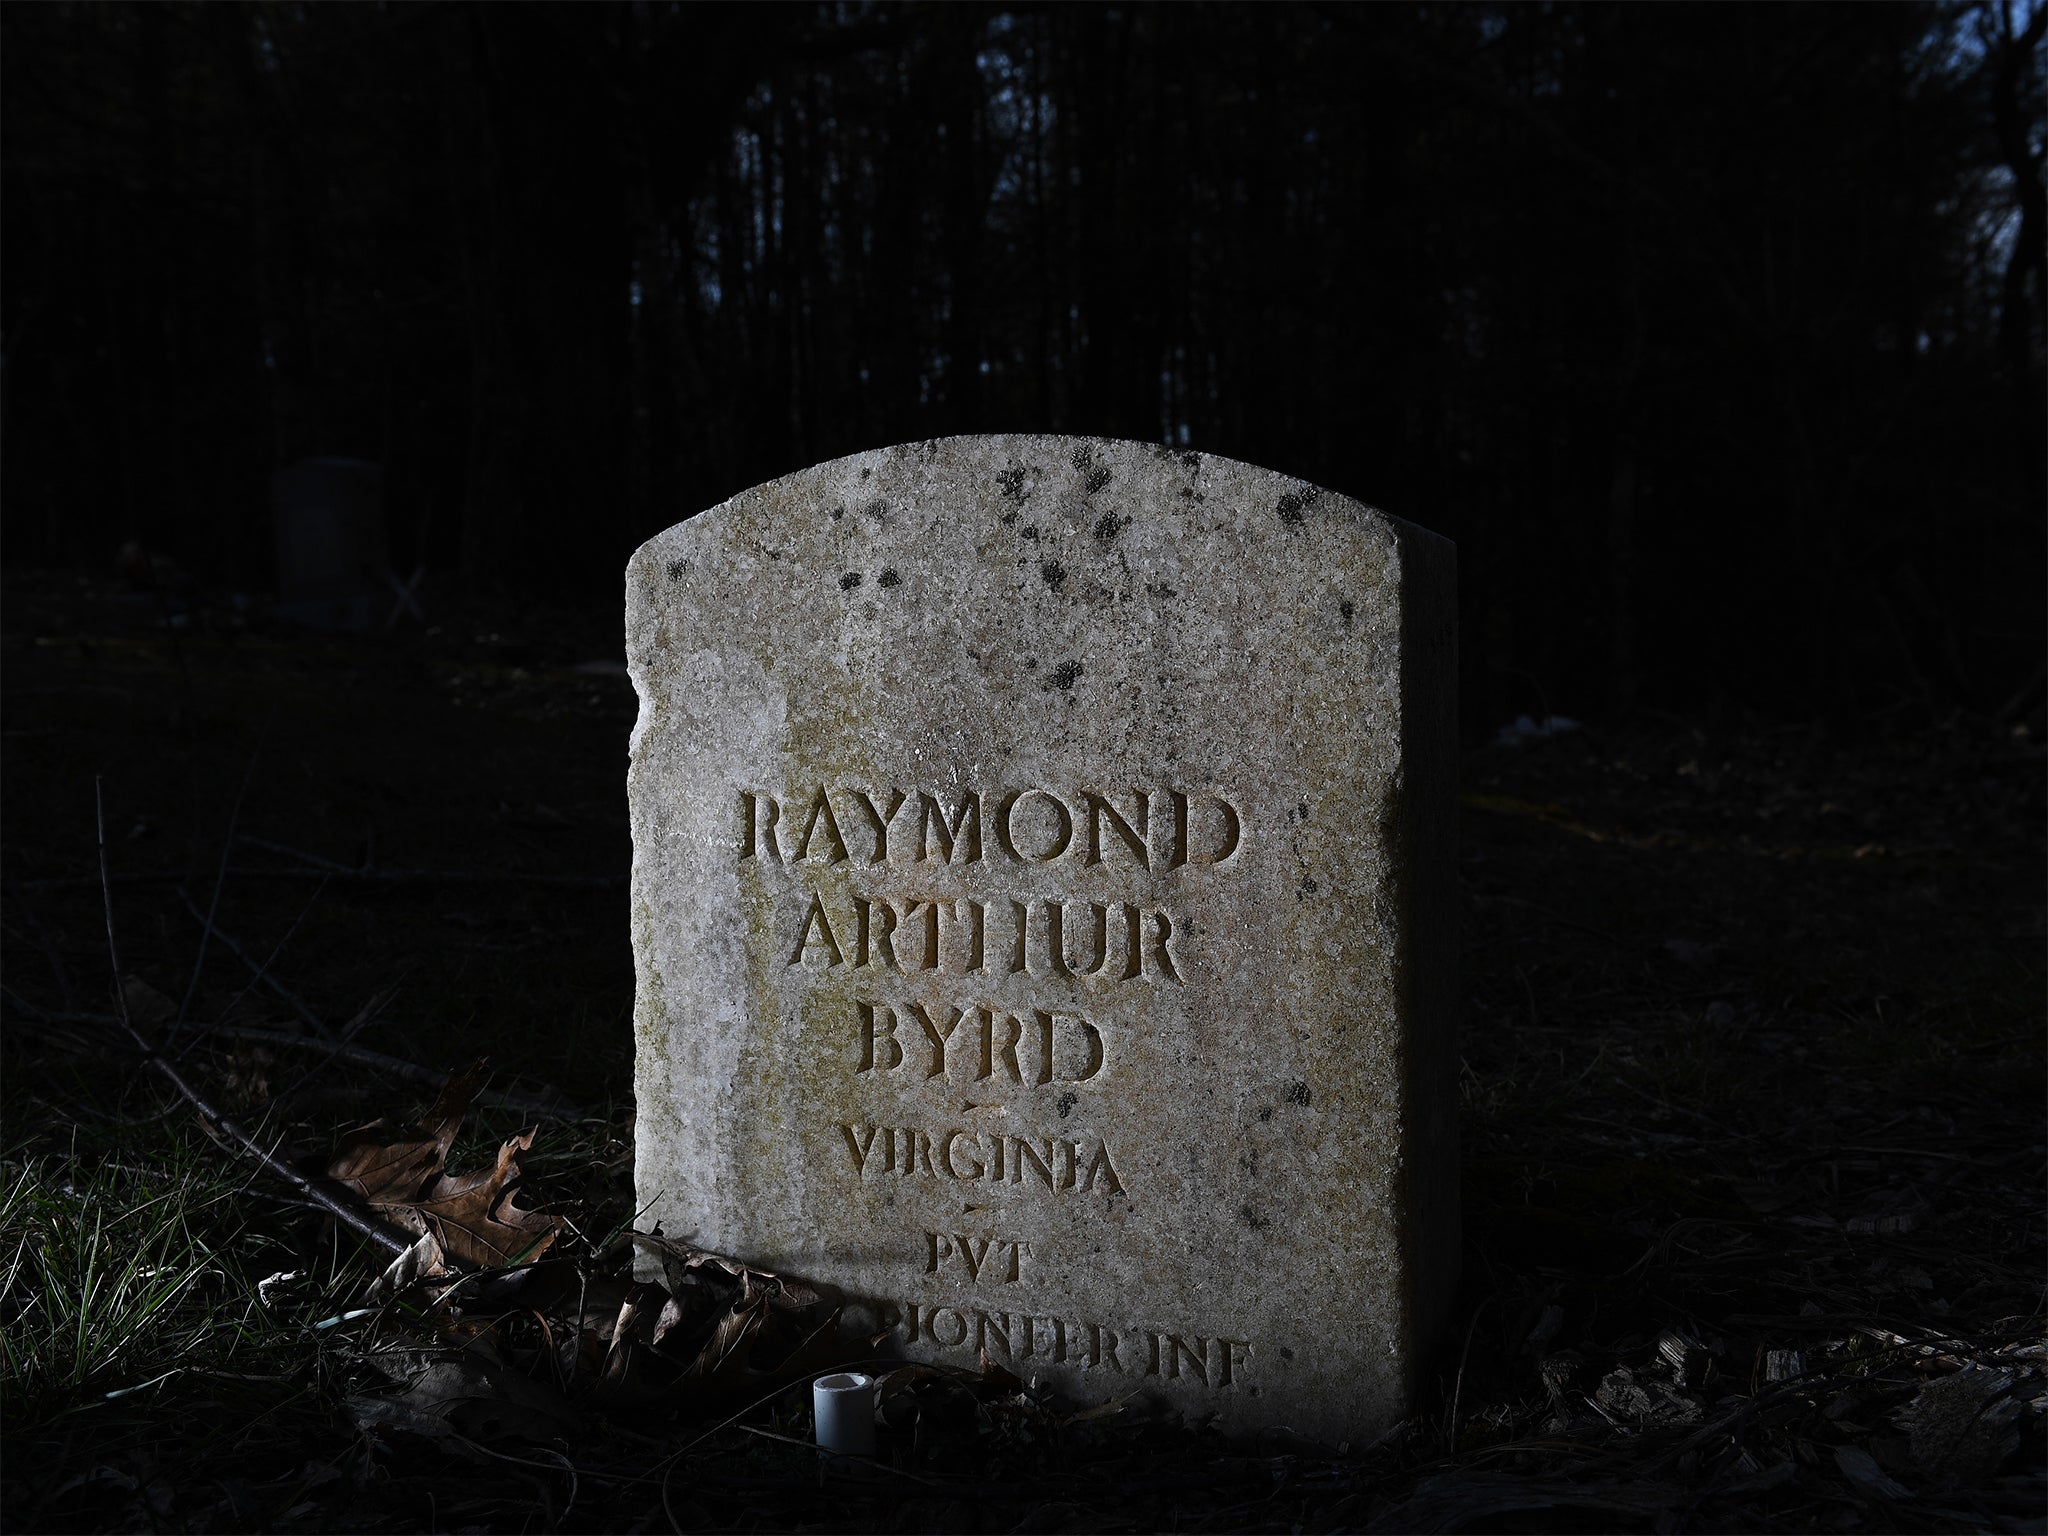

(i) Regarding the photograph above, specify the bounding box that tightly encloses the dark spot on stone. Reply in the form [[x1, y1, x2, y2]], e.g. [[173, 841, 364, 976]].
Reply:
[[865, 499, 888, 519], [1299, 877, 1319, 896], [878, 569, 901, 588], [1258, 1106, 1274, 1122], [1020, 525, 1039, 541], [1084, 466, 1112, 494], [666, 557, 689, 581], [1279, 1346, 1294, 1361], [1147, 581, 1176, 599], [1275, 485, 1322, 527], [1340, 599, 1354, 628], [1288, 1080, 1311, 1106], [1070, 445, 1093, 470], [996, 466, 1028, 501], [860, 466, 872, 479], [1240, 1205, 1271, 1232], [1057, 1091, 1076, 1120], [1046, 659, 1083, 692], [830, 505, 845, 521], [1041, 559, 1067, 592], [1024, 656, 1037, 669], [1094, 513, 1125, 540], [839, 572, 862, 590], [1239, 1149, 1257, 1174], [1000, 510, 1019, 526]]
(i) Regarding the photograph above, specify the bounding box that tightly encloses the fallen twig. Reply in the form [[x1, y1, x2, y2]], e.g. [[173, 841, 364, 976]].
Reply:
[[206, 1024, 582, 1121], [95, 778, 411, 1259], [175, 886, 335, 1040], [173, 732, 265, 1039]]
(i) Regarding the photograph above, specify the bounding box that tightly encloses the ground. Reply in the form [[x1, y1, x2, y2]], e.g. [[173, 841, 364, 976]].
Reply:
[[2, 571, 2041, 1533]]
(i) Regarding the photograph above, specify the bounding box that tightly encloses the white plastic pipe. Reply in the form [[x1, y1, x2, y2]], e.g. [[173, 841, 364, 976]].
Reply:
[[812, 1371, 876, 1458]]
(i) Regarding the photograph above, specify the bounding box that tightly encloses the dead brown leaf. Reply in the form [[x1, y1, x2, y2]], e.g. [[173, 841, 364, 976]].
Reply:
[[324, 1061, 562, 1270], [326, 1060, 483, 1208], [413, 1129, 561, 1268]]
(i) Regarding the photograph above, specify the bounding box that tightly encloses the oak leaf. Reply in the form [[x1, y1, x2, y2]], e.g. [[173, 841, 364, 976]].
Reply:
[[324, 1061, 561, 1269]]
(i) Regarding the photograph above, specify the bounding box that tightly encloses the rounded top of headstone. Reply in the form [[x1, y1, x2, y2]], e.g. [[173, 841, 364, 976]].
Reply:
[[634, 435, 1446, 565]]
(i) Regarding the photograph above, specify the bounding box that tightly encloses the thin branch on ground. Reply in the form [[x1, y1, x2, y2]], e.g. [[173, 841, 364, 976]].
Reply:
[[174, 885, 334, 1040], [209, 1023, 581, 1121], [172, 728, 266, 1042], [94, 776, 411, 1260]]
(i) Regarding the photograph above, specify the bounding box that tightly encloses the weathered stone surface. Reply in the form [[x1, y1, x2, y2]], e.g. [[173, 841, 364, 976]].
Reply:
[[628, 436, 1457, 1441]]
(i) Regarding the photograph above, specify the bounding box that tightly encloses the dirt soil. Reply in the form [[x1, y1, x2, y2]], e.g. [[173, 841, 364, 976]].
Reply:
[[3, 572, 2042, 1533]]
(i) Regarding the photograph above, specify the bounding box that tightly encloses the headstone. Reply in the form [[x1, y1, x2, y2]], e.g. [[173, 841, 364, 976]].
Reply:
[[628, 437, 1457, 1442]]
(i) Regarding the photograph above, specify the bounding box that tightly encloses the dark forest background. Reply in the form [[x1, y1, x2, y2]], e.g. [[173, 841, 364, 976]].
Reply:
[[4, 1, 2043, 734]]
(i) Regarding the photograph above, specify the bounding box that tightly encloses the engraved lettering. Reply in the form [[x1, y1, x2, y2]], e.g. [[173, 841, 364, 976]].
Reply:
[[995, 788, 1073, 862], [856, 1000, 902, 1072], [1043, 900, 1070, 978], [1064, 1014, 1105, 1081], [954, 1235, 994, 1281], [903, 899, 941, 969], [1147, 908, 1181, 982], [740, 791, 782, 862], [840, 1123, 881, 1173], [940, 1130, 984, 1179], [790, 787, 849, 862], [845, 787, 907, 863], [1219, 1339, 1252, 1385], [1017, 1313, 1046, 1358], [1165, 1334, 1210, 1383], [928, 1307, 968, 1348], [909, 1001, 965, 1078], [1013, 1136, 1055, 1189], [738, 783, 1236, 869], [1084, 790, 1150, 868], [1079, 1140, 1126, 1194], [847, 995, 1107, 1083], [854, 895, 897, 969], [1056, 900, 1111, 975], [916, 791, 982, 863], [1008, 899, 1029, 973], [979, 1010, 1025, 1081], [956, 899, 985, 972], [1189, 793, 1243, 865], [791, 893, 844, 966], [975, 1310, 1012, 1357]]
